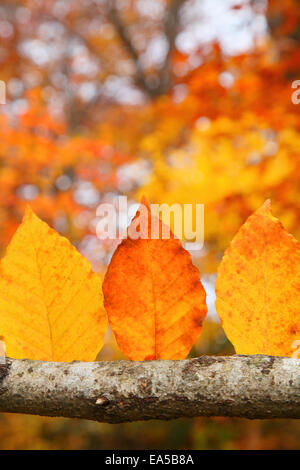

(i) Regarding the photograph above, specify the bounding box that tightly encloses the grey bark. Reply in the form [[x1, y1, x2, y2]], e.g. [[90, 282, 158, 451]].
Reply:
[[1, 355, 300, 423]]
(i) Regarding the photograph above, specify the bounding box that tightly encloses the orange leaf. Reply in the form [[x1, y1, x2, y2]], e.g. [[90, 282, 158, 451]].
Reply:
[[0, 206, 107, 361], [215, 200, 300, 356], [102, 198, 207, 360]]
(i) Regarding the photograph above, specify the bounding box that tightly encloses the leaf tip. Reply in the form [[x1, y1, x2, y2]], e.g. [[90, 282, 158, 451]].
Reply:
[[24, 204, 35, 220], [257, 199, 272, 217], [140, 195, 150, 209], [262, 198, 271, 209]]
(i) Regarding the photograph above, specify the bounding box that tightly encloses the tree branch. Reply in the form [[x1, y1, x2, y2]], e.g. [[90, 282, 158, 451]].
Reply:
[[158, 0, 188, 94], [1, 355, 300, 423], [107, 0, 187, 98], [107, 0, 151, 95]]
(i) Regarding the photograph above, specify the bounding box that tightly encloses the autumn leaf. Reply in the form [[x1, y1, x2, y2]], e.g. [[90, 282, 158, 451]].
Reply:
[[102, 198, 207, 360], [215, 200, 300, 356], [0, 206, 107, 361]]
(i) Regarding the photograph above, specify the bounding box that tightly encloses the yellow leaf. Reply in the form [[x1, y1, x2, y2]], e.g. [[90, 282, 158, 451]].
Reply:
[[0, 207, 107, 361], [215, 200, 300, 356]]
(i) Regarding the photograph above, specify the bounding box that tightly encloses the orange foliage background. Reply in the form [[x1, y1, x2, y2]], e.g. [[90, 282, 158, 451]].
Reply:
[[0, 0, 300, 450]]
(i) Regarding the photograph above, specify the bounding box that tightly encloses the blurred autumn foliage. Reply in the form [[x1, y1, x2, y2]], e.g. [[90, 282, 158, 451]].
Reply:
[[1, 0, 300, 450]]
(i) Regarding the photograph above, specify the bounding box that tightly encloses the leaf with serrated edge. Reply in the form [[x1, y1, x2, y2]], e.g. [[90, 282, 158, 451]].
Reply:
[[102, 198, 207, 360], [0, 206, 107, 361], [215, 200, 300, 356]]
